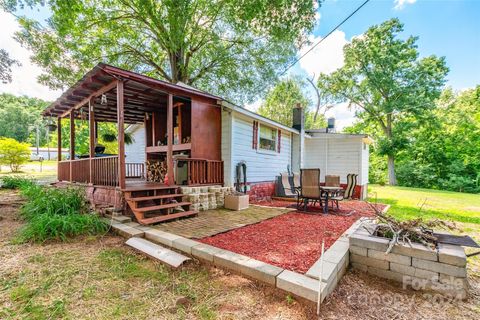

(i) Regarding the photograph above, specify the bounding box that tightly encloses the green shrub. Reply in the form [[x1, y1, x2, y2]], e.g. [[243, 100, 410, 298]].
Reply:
[[0, 137, 30, 172], [16, 184, 108, 243], [0, 175, 35, 189]]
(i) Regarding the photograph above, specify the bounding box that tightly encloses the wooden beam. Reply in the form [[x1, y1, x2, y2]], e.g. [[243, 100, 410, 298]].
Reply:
[[61, 80, 118, 117], [167, 93, 174, 184], [89, 98, 95, 184], [69, 111, 75, 182], [117, 81, 126, 189], [57, 117, 62, 162]]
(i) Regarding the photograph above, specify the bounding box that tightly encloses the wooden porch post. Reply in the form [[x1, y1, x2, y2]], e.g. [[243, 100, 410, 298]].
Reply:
[[167, 93, 174, 184], [69, 111, 75, 182], [117, 80, 126, 189], [57, 117, 62, 162], [89, 98, 95, 184]]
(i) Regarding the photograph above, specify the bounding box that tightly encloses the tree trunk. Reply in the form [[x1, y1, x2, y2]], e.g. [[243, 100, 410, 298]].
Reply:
[[387, 154, 397, 186]]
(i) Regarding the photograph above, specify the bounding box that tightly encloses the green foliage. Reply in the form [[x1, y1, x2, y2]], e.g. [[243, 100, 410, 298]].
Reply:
[[8, 0, 320, 104], [0, 93, 49, 144], [0, 137, 31, 172], [0, 48, 21, 84], [0, 175, 35, 189], [318, 18, 448, 185], [258, 78, 326, 129], [354, 87, 480, 193], [16, 183, 107, 242], [395, 87, 480, 193]]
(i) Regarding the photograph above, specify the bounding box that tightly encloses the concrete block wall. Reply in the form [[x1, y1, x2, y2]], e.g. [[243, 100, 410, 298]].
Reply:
[[349, 226, 468, 299], [180, 186, 235, 211]]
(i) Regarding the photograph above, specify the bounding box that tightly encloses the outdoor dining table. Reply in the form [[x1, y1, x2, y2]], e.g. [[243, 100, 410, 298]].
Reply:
[[320, 186, 343, 214]]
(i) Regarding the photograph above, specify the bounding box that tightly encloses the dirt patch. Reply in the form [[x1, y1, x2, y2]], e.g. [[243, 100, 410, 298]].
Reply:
[[1, 190, 478, 319], [200, 201, 380, 273]]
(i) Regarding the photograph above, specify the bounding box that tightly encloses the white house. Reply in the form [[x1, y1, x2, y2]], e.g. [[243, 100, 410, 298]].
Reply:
[[124, 103, 371, 200]]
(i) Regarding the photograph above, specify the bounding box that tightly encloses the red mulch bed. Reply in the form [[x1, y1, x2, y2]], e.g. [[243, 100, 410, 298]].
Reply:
[[200, 200, 386, 274]]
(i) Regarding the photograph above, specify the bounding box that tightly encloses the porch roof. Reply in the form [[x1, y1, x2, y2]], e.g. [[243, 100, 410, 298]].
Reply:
[[42, 63, 222, 124]]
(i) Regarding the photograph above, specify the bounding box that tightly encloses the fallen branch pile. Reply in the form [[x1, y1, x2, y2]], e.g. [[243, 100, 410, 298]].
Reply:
[[367, 203, 457, 253]]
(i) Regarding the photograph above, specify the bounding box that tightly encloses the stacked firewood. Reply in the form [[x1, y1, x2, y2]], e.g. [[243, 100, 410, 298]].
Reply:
[[146, 160, 167, 183]]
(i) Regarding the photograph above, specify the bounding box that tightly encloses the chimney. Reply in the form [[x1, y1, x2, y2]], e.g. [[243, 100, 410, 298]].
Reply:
[[292, 103, 304, 131], [327, 117, 336, 133], [292, 103, 305, 171]]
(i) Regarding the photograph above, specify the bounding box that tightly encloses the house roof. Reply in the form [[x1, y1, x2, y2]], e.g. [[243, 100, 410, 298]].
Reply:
[[42, 63, 221, 123], [221, 101, 300, 134]]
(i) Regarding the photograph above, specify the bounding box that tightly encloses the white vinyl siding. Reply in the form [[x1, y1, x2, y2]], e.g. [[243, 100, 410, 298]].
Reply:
[[124, 124, 146, 164], [303, 137, 366, 185], [229, 113, 291, 183], [221, 109, 234, 186]]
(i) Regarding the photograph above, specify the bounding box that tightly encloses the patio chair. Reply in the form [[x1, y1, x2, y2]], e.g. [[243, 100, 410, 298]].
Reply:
[[300, 168, 322, 211], [330, 173, 358, 209], [280, 172, 301, 207], [325, 175, 340, 187], [293, 172, 301, 190]]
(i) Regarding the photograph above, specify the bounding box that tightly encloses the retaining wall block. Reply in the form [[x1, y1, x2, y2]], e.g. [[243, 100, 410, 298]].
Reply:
[[412, 258, 467, 278], [349, 234, 390, 252], [391, 242, 438, 261], [172, 237, 201, 255], [144, 229, 182, 247], [350, 253, 389, 270], [191, 243, 224, 263], [276, 270, 326, 303], [437, 243, 467, 267], [349, 245, 368, 257], [368, 249, 412, 266]]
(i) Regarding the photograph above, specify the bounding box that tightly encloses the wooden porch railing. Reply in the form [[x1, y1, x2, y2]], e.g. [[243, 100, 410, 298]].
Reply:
[[58, 156, 119, 187], [183, 158, 224, 185], [58, 161, 70, 181], [58, 157, 222, 187], [91, 156, 119, 187], [126, 162, 144, 179]]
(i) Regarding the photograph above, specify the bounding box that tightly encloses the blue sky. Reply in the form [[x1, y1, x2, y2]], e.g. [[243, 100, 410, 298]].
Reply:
[[308, 0, 480, 90], [1, 0, 479, 128]]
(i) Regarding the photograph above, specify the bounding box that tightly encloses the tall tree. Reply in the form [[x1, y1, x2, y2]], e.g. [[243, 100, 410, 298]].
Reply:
[[317, 19, 448, 185], [0, 93, 49, 144], [258, 78, 326, 129], [5, 0, 320, 104], [0, 49, 20, 83]]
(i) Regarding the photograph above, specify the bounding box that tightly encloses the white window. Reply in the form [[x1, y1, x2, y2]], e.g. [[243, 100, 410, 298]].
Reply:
[[259, 124, 277, 152]]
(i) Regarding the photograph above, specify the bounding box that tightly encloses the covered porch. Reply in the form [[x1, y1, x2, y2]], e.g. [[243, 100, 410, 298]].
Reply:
[[44, 63, 224, 190]]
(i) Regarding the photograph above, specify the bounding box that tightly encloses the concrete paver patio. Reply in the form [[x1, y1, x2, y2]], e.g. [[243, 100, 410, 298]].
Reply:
[[152, 205, 293, 239]]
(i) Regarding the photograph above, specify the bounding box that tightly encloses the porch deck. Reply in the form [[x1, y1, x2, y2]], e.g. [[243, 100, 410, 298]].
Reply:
[[122, 181, 179, 192]]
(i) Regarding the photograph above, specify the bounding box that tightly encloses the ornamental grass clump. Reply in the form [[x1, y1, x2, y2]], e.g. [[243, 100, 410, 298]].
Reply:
[[16, 184, 108, 243], [0, 175, 35, 189]]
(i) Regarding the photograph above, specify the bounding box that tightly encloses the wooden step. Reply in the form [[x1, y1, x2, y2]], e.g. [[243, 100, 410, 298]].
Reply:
[[139, 211, 197, 225], [122, 184, 179, 192], [135, 202, 191, 213], [127, 194, 184, 202], [125, 237, 191, 268]]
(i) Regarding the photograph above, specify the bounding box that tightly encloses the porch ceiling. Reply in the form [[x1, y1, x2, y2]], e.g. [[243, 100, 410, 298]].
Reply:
[[42, 63, 221, 124]]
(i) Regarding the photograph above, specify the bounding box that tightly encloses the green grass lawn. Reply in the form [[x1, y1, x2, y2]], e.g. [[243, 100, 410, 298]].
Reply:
[[368, 184, 480, 224], [0, 161, 57, 184]]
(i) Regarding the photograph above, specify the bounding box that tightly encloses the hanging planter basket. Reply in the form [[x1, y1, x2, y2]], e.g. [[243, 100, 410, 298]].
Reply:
[[46, 124, 57, 132]]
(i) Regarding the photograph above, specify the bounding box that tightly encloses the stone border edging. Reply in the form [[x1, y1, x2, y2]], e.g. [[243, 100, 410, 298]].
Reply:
[[108, 218, 328, 303]]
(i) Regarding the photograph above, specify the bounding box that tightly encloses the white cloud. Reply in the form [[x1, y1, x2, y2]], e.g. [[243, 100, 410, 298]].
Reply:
[[0, 11, 61, 101], [393, 0, 417, 10], [298, 30, 348, 81], [297, 30, 357, 131]]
